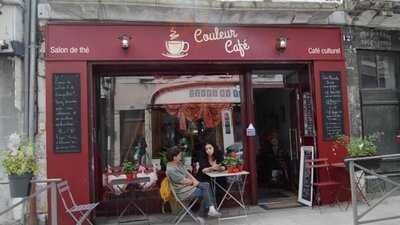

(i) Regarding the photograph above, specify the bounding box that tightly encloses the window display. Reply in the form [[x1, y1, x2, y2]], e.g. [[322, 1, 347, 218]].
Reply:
[[98, 75, 242, 175]]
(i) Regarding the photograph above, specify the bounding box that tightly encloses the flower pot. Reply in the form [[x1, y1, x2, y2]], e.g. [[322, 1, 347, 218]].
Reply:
[[8, 173, 33, 198], [126, 173, 135, 181], [237, 165, 244, 171], [227, 166, 235, 173]]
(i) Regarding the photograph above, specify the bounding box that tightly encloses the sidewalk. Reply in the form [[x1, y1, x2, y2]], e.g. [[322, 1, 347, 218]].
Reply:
[[97, 195, 400, 225]]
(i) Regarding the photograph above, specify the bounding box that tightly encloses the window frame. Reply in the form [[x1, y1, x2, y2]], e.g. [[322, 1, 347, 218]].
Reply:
[[357, 50, 400, 91]]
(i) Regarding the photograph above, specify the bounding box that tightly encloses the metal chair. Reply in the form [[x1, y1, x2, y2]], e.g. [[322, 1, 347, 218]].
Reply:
[[57, 180, 99, 225], [305, 158, 341, 207], [167, 177, 201, 225]]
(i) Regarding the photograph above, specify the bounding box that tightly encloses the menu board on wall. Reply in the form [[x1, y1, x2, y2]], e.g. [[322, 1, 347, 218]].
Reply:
[[298, 146, 314, 206], [303, 93, 315, 137], [320, 72, 344, 140], [53, 73, 81, 153]]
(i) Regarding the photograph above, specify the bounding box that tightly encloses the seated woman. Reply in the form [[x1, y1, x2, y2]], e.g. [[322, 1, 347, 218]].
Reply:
[[196, 142, 224, 182], [166, 146, 221, 222]]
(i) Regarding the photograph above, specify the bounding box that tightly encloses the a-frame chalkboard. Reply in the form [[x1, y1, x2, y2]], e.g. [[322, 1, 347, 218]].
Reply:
[[53, 73, 81, 153], [298, 146, 314, 206]]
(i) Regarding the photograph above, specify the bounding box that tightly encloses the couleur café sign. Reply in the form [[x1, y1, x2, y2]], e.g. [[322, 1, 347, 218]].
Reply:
[[162, 27, 250, 58], [47, 25, 342, 60]]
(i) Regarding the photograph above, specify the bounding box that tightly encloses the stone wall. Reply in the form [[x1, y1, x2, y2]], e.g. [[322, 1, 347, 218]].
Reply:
[[0, 57, 22, 224]]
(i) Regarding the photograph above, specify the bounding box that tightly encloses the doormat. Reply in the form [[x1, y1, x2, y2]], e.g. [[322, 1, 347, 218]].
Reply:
[[258, 202, 302, 210]]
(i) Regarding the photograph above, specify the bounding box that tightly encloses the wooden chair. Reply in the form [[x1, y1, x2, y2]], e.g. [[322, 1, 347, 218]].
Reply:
[[57, 181, 99, 225], [305, 158, 341, 207]]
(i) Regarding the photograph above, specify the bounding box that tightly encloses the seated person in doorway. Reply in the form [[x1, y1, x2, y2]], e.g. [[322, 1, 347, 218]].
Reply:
[[196, 142, 225, 182], [166, 146, 221, 221], [265, 130, 290, 187]]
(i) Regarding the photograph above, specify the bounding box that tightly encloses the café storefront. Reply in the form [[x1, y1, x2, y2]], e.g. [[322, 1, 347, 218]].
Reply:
[[45, 24, 350, 223]]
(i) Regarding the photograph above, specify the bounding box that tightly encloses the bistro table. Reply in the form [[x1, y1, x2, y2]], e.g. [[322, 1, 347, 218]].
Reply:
[[110, 176, 151, 224], [205, 170, 249, 221]]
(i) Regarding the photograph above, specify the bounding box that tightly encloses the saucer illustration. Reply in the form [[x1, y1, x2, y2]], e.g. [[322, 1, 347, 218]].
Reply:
[[161, 52, 188, 58]]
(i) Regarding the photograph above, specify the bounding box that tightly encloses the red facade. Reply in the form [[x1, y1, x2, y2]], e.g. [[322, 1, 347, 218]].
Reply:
[[45, 24, 349, 224]]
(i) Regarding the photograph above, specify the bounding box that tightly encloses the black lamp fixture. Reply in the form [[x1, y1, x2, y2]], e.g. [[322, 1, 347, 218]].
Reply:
[[276, 36, 288, 52], [118, 34, 131, 50], [0, 40, 9, 50]]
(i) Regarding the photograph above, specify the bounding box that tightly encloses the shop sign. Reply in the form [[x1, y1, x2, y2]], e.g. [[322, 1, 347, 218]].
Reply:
[[246, 123, 256, 137], [298, 146, 314, 206], [154, 86, 241, 105], [46, 24, 343, 61], [162, 27, 250, 59]]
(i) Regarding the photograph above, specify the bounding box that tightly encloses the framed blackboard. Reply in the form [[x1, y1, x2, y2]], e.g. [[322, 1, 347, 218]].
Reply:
[[303, 93, 315, 137], [298, 146, 314, 206], [320, 72, 344, 140], [53, 73, 81, 153]]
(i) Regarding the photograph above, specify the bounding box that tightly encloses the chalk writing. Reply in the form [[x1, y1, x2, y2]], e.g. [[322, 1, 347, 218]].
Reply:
[[53, 74, 81, 152], [320, 72, 344, 139], [303, 93, 315, 137]]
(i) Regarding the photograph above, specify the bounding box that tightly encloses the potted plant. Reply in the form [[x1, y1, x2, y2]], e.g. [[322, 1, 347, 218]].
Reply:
[[237, 159, 244, 171], [222, 157, 237, 173], [2, 133, 38, 198], [122, 161, 135, 181], [335, 133, 381, 170]]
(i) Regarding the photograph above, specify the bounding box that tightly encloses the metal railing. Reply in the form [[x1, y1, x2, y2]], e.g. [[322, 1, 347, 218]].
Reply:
[[346, 154, 400, 225], [0, 178, 62, 225]]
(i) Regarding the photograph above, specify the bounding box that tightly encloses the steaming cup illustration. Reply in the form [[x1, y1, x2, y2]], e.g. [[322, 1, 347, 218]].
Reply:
[[165, 40, 189, 56]]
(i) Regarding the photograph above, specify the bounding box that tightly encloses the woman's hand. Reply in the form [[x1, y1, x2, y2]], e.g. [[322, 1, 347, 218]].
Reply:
[[192, 179, 200, 187], [211, 164, 220, 170]]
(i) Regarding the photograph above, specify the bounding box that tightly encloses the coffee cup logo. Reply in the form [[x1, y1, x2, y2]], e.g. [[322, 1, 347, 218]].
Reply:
[[162, 28, 190, 58]]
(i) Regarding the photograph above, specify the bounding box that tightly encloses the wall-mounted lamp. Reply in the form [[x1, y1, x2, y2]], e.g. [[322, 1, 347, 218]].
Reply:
[[0, 40, 9, 50], [276, 37, 288, 52], [118, 34, 131, 50]]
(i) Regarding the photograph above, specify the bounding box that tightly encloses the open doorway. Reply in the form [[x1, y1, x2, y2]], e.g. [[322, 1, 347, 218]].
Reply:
[[253, 67, 312, 208], [254, 89, 298, 205]]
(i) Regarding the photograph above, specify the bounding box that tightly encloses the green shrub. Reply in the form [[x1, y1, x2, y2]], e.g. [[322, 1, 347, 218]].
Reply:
[[335, 133, 380, 157]]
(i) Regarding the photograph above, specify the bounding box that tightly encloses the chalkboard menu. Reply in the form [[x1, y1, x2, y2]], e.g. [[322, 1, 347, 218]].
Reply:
[[320, 72, 344, 140], [303, 93, 315, 137], [298, 146, 314, 206], [53, 73, 81, 153]]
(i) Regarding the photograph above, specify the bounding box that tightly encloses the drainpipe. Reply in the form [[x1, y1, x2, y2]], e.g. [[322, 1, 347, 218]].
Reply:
[[23, 0, 31, 138], [28, 0, 37, 141]]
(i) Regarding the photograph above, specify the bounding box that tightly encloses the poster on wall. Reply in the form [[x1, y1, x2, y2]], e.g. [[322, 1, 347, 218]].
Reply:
[[53, 73, 81, 153], [298, 146, 314, 206], [303, 92, 315, 137]]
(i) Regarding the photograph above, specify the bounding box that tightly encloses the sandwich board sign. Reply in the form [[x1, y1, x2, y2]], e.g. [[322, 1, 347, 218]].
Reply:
[[298, 146, 314, 206]]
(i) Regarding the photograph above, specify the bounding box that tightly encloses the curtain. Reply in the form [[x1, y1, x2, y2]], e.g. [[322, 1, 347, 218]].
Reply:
[[165, 103, 231, 130]]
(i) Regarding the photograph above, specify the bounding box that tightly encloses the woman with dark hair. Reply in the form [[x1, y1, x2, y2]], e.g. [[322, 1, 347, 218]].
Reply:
[[196, 142, 225, 182]]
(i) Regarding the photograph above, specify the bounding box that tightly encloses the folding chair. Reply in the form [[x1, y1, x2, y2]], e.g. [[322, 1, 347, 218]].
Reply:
[[57, 181, 99, 225], [167, 177, 201, 225], [305, 158, 341, 208]]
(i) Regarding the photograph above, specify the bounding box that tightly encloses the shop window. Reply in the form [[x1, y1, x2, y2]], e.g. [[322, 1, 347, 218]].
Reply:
[[120, 110, 145, 163], [358, 51, 398, 89], [98, 75, 242, 172]]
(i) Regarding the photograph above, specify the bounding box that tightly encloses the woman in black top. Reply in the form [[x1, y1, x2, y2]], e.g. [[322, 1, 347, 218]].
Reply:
[[197, 142, 224, 182]]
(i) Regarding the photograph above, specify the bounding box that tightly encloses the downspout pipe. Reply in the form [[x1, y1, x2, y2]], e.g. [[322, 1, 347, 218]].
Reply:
[[28, 0, 37, 141], [23, 0, 31, 138]]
